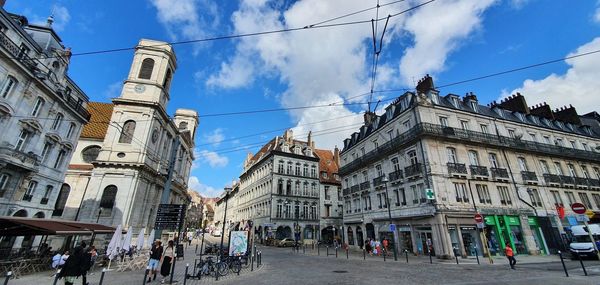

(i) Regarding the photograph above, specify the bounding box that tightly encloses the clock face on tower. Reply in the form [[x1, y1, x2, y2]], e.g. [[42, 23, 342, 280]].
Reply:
[[134, 84, 146, 93], [151, 129, 159, 144]]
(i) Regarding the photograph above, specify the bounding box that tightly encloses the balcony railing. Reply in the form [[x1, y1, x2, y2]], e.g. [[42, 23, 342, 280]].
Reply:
[[589, 179, 600, 188], [40, 197, 49, 204], [575, 177, 589, 187], [543, 174, 561, 185], [388, 169, 403, 182], [559, 175, 575, 186], [470, 165, 489, 177], [342, 188, 350, 196], [340, 123, 600, 175], [521, 171, 538, 182], [373, 176, 386, 187], [0, 30, 91, 121], [490, 168, 509, 180], [360, 181, 370, 190], [447, 163, 467, 175], [405, 163, 422, 178], [0, 144, 40, 171], [22, 194, 32, 202], [350, 185, 359, 193]]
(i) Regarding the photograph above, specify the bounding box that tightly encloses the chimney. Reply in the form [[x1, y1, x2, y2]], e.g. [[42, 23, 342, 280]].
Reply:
[[307, 131, 314, 149], [0, 0, 6, 8], [363, 111, 377, 125], [553, 105, 581, 125], [529, 102, 555, 120], [283, 129, 293, 142], [416, 74, 435, 94], [333, 146, 340, 165], [463, 92, 477, 102], [499, 93, 529, 114]]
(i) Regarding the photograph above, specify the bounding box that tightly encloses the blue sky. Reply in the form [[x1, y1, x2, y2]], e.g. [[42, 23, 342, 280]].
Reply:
[[8, 0, 600, 197]]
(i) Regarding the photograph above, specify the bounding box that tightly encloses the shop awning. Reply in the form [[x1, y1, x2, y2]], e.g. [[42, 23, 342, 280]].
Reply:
[[0, 217, 116, 237]]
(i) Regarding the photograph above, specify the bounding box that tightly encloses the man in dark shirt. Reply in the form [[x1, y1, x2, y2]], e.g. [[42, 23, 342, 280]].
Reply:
[[147, 240, 163, 282]]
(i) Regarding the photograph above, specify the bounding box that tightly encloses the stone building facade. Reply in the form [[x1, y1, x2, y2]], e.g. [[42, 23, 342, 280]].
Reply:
[[314, 149, 343, 244], [0, 9, 90, 249], [59, 39, 196, 237], [339, 75, 600, 258]]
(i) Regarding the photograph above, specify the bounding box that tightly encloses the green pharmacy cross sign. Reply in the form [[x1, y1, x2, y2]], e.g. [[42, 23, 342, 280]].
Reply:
[[425, 188, 435, 200]]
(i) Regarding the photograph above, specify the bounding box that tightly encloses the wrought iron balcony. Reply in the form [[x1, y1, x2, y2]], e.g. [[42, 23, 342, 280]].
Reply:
[[40, 197, 49, 204], [0, 30, 91, 121], [342, 188, 350, 196], [22, 194, 32, 202], [521, 171, 538, 182], [360, 181, 370, 190], [340, 123, 600, 175], [575, 177, 589, 187], [543, 174, 561, 185], [350, 185, 359, 193], [0, 144, 39, 172], [559, 175, 575, 186], [589, 179, 600, 188], [491, 167, 509, 180], [470, 165, 489, 177], [388, 169, 403, 182], [405, 163, 423, 178], [447, 163, 468, 176], [373, 176, 386, 187]]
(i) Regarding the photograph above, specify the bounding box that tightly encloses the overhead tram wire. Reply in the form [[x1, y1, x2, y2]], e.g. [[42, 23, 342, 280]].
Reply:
[[0, 0, 432, 62]]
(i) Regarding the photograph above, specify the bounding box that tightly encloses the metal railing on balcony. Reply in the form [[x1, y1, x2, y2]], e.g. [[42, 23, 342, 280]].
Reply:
[[350, 185, 359, 193], [490, 168, 509, 180], [447, 163, 467, 175], [543, 174, 561, 185], [0, 31, 91, 120], [589, 179, 600, 188], [559, 175, 575, 185], [0, 145, 39, 171], [521, 171, 538, 182], [388, 169, 403, 181], [360, 181, 370, 190], [373, 176, 386, 187], [340, 123, 600, 175], [575, 177, 589, 187], [342, 188, 350, 196], [470, 165, 489, 177], [405, 163, 422, 178]]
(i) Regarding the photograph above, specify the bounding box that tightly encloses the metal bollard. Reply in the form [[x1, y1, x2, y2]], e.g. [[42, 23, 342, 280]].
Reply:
[[428, 249, 432, 264], [318, 244, 320, 255], [183, 264, 189, 285], [404, 250, 409, 263], [383, 249, 386, 262], [195, 244, 198, 254], [558, 251, 569, 277], [474, 246, 480, 265], [346, 248, 349, 259], [576, 252, 587, 276], [335, 246, 338, 258], [51, 271, 59, 285], [363, 248, 366, 260], [454, 247, 459, 265], [5, 271, 12, 285], [142, 268, 149, 285], [251, 251, 254, 272], [303, 245, 306, 254], [98, 268, 106, 285], [237, 258, 240, 276], [326, 246, 329, 256]]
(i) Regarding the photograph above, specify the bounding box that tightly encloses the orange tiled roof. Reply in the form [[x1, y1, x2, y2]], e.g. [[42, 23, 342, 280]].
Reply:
[[68, 164, 94, 171], [314, 149, 340, 184], [80, 102, 114, 139]]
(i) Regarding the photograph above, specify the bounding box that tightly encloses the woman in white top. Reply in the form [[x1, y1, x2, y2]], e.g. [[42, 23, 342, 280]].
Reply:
[[159, 240, 175, 284]]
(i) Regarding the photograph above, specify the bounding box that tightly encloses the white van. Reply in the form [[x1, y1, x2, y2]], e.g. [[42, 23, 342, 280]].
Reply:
[[569, 224, 600, 259]]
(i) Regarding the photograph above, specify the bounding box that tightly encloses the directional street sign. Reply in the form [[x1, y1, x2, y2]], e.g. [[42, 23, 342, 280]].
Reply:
[[155, 204, 186, 230], [389, 224, 396, 232], [425, 188, 435, 200]]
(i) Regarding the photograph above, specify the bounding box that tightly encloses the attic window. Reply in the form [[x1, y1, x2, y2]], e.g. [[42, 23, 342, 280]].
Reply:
[[556, 121, 564, 129], [431, 93, 439, 104], [322, 172, 328, 179], [494, 108, 504, 118], [565, 123, 574, 131], [386, 107, 394, 120], [470, 101, 478, 112], [451, 97, 459, 108], [515, 112, 524, 121], [531, 116, 540, 124]]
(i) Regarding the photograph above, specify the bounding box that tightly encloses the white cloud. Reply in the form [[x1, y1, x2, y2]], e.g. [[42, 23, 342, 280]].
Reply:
[[509, 0, 530, 10], [204, 128, 225, 146], [103, 81, 122, 99], [149, 0, 220, 53], [595, 2, 600, 23], [28, 4, 71, 32], [399, 0, 496, 85], [196, 149, 229, 168], [503, 37, 600, 114], [188, 176, 223, 197], [207, 0, 496, 149]]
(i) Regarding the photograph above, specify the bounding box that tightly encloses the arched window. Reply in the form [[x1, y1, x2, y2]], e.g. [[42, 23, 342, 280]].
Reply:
[[138, 58, 154, 79], [163, 68, 172, 90], [51, 113, 63, 130], [0, 75, 17, 98], [31, 97, 45, 117], [100, 185, 117, 216], [119, 120, 136, 143], [81, 145, 101, 163], [52, 184, 70, 216]]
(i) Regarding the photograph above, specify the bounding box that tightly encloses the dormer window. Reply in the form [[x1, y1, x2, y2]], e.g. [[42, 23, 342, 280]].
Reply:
[[451, 97, 459, 108], [470, 101, 478, 112], [386, 107, 394, 120], [431, 93, 439, 104], [494, 108, 504, 118], [531, 116, 540, 124], [556, 121, 564, 129], [565, 123, 574, 131], [515, 112, 524, 121]]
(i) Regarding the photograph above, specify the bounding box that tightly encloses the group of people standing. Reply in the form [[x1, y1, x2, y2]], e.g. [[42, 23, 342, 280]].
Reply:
[[364, 238, 390, 256], [147, 240, 176, 284], [54, 241, 97, 285]]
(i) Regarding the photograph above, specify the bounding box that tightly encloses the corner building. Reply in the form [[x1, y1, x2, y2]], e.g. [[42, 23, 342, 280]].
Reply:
[[59, 39, 197, 236], [340, 75, 600, 258]]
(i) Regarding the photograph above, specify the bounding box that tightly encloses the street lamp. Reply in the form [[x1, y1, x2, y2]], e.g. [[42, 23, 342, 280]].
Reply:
[[219, 187, 232, 262], [382, 176, 398, 261], [96, 207, 103, 223]]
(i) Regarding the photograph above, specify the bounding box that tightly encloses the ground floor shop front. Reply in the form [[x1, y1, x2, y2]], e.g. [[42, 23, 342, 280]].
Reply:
[[343, 213, 559, 258]]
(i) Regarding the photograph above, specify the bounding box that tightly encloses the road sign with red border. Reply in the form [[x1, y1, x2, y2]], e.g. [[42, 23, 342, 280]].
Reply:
[[474, 213, 484, 223], [571, 203, 587, 214]]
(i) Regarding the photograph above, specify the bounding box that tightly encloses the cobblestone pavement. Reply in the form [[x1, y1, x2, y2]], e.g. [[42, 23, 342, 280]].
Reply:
[[5, 238, 600, 285]]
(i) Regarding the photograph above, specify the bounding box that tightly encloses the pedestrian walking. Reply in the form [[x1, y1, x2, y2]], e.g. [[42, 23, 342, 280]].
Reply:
[[365, 239, 372, 255], [382, 238, 389, 255], [504, 243, 516, 270], [160, 240, 175, 284], [58, 246, 83, 285], [79, 242, 92, 285], [188, 234, 193, 246], [147, 240, 163, 283]]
